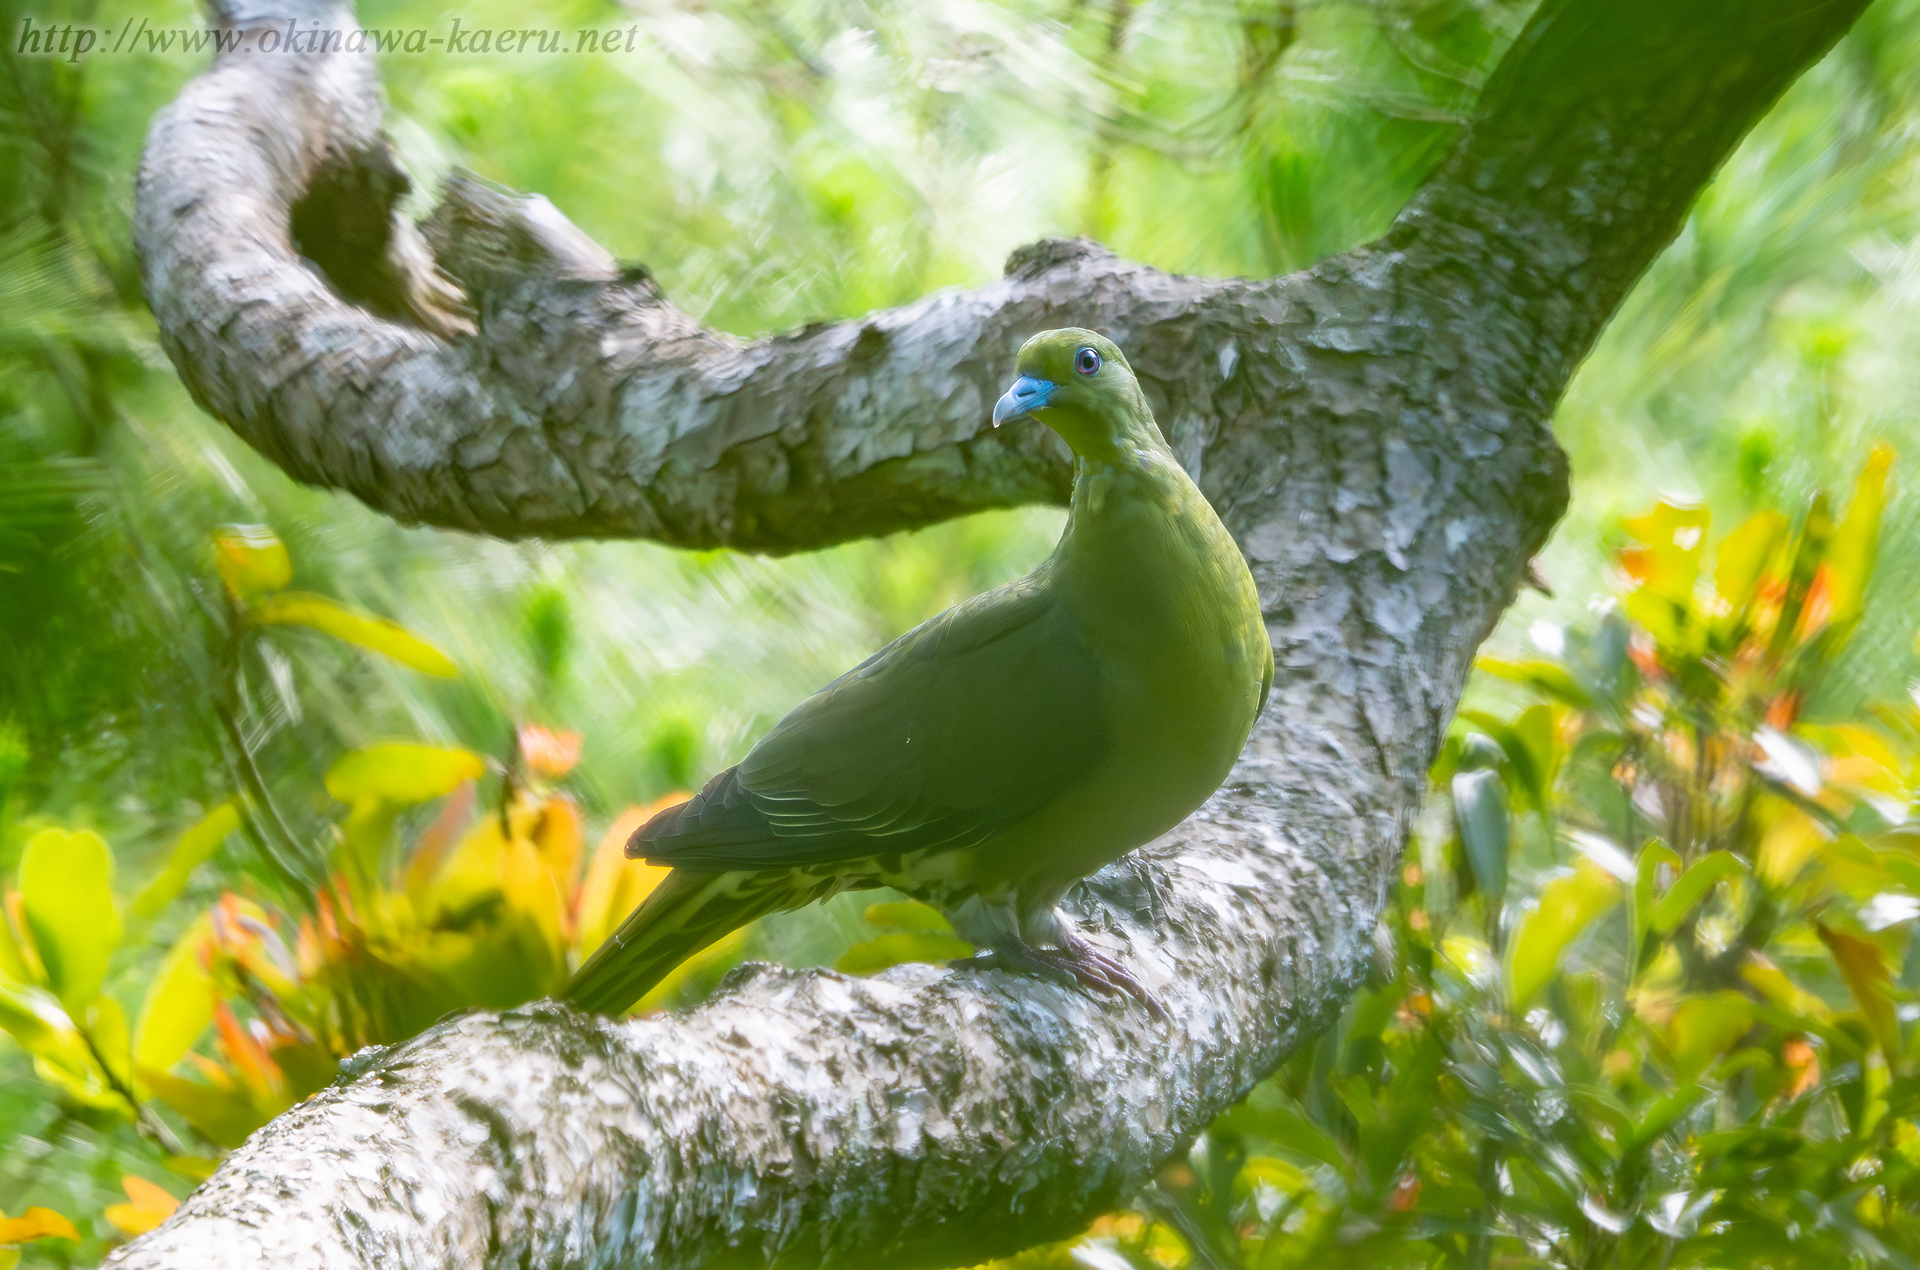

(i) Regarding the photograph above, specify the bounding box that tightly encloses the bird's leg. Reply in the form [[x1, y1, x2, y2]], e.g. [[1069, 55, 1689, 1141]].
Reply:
[[1026, 927, 1167, 1020], [948, 897, 1166, 1017], [960, 936, 1165, 1018]]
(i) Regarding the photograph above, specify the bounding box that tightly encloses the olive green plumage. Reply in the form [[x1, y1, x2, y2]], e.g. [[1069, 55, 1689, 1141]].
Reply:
[[564, 329, 1271, 1015]]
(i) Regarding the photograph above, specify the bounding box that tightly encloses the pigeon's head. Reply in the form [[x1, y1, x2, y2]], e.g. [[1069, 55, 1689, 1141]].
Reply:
[[992, 328, 1150, 460]]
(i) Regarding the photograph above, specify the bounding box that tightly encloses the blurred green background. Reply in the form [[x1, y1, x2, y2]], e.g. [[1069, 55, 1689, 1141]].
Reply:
[[5, 0, 1920, 1264]]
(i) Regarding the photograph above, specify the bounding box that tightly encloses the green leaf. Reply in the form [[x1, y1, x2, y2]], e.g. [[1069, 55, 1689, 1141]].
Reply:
[[835, 932, 974, 975], [1451, 769, 1509, 901], [325, 744, 486, 804], [1649, 850, 1744, 934], [1460, 707, 1558, 811], [139, 1069, 272, 1148], [862, 901, 953, 934], [0, 979, 80, 1066], [0, 981, 119, 1110], [1632, 841, 1681, 975], [1626, 1082, 1709, 1152], [1507, 858, 1622, 1009], [83, 994, 134, 1093], [132, 915, 215, 1076], [18, 828, 121, 1011], [132, 803, 241, 920], [1473, 656, 1593, 709], [213, 524, 290, 599], [253, 593, 457, 678]]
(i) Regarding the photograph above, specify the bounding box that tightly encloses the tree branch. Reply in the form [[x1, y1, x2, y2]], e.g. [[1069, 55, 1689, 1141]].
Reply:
[[117, 0, 1869, 1264]]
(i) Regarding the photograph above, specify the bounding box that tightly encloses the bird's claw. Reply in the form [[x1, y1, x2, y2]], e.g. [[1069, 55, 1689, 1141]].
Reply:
[[963, 934, 1167, 1020]]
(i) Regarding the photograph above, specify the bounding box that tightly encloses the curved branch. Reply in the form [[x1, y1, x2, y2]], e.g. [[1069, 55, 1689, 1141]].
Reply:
[[116, 0, 1869, 1265]]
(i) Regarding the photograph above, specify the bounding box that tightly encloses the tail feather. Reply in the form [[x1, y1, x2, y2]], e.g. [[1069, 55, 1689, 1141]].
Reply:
[[562, 867, 817, 1015]]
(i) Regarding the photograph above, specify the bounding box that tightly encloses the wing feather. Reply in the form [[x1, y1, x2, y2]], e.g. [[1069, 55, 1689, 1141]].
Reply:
[[632, 572, 1103, 870]]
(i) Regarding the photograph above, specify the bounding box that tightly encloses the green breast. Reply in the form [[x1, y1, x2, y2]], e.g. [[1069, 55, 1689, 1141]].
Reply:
[[1006, 447, 1270, 884]]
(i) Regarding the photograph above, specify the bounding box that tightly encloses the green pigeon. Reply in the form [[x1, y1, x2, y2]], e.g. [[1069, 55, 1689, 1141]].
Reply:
[[564, 328, 1271, 1014]]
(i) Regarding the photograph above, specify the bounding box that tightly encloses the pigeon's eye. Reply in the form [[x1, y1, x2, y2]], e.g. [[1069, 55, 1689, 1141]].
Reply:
[[1074, 347, 1101, 376]]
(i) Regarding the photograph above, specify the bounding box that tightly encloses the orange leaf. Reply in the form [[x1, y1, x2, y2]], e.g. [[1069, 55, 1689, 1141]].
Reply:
[[1783, 1036, 1820, 1099], [0, 1206, 80, 1243], [518, 725, 583, 779], [103, 1176, 179, 1238], [1796, 563, 1835, 640], [212, 1001, 283, 1101]]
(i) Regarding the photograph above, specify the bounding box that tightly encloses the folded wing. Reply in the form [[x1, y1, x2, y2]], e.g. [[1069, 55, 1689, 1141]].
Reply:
[[632, 572, 1105, 870]]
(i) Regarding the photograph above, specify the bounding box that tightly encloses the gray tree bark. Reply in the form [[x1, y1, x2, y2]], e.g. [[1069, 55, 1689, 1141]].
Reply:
[[114, 0, 1870, 1265]]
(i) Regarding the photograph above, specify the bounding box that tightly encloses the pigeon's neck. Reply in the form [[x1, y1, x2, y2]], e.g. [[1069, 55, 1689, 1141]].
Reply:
[[1064, 420, 1208, 543]]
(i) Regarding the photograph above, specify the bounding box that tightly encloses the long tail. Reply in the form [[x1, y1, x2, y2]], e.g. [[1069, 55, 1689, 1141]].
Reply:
[[562, 868, 816, 1015]]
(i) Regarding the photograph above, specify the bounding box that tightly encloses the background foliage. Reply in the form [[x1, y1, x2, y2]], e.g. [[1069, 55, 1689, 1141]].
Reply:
[[3, 0, 1920, 1264]]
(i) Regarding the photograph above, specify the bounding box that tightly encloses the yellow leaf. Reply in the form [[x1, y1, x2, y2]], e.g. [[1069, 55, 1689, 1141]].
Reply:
[[574, 801, 680, 958], [85, 994, 135, 1094], [0, 1207, 80, 1244], [212, 524, 290, 599], [132, 914, 216, 1075], [633, 925, 750, 1014], [502, 834, 566, 961], [132, 803, 242, 919], [1666, 992, 1757, 1082], [103, 1176, 178, 1238], [0, 893, 32, 986], [1711, 510, 1789, 624], [253, 593, 457, 677], [862, 901, 954, 934], [1827, 444, 1895, 628], [163, 1155, 220, 1183], [1507, 858, 1622, 1009], [1741, 953, 1831, 1025], [325, 744, 485, 804], [18, 828, 120, 1012], [1621, 500, 1711, 604], [1618, 499, 1713, 654], [1755, 804, 1825, 888], [1818, 923, 1902, 1057], [532, 796, 584, 895]]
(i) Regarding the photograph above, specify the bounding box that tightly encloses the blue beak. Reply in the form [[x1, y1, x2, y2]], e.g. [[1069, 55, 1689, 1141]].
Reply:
[[992, 375, 1056, 427]]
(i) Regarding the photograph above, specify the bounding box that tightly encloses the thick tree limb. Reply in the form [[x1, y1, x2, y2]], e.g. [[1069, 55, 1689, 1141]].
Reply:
[[118, 0, 1870, 1265]]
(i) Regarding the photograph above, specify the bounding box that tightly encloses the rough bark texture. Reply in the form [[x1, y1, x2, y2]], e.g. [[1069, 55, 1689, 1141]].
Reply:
[[117, 0, 1870, 1265]]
